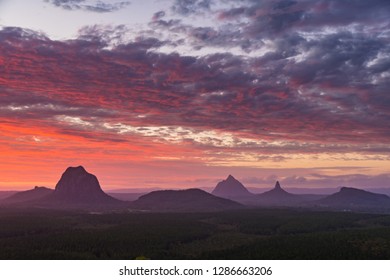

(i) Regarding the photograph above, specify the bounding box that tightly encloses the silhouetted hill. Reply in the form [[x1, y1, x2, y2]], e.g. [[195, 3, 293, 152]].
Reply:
[[43, 166, 124, 209], [212, 175, 255, 203], [131, 188, 243, 212], [255, 181, 322, 206], [2, 186, 53, 204], [316, 187, 390, 210]]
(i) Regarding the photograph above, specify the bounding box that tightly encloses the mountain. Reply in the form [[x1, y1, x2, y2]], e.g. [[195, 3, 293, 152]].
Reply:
[[2, 187, 53, 204], [255, 181, 321, 206], [315, 187, 390, 210], [212, 175, 255, 203], [46, 166, 121, 207], [131, 188, 243, 212]]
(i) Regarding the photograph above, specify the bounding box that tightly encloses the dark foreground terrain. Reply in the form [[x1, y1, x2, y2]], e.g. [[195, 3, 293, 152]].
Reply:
[[1, 208, 390, 259]]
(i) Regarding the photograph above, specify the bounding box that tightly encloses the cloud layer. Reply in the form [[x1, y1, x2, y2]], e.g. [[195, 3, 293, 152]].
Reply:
[[0, 0, 389, 188], [45, 0, 130, 13]]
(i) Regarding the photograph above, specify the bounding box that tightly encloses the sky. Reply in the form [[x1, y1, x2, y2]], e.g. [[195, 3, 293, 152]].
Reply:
[[0, 0, 389, 191]]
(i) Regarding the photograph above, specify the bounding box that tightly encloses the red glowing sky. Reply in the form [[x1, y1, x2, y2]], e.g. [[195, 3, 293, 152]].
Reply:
[[0, 0, 389, 191]]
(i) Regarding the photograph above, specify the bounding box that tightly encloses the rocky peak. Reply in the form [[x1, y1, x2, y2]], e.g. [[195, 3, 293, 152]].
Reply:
[[274, 181, 282, 190], [226, 174, 235, 181], [212, 174, 252, 198], [52, 166, 117, 204]]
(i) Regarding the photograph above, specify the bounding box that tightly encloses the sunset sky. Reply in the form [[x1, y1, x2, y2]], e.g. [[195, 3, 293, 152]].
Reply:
[[0, 0, 389, 191]]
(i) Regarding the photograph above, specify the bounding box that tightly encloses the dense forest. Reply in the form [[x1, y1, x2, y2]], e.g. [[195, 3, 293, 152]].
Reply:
[[1, 208, 390, 259]]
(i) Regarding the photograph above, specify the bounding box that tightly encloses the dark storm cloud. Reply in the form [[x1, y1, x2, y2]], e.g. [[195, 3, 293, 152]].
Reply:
[[44, 0, 130, 13]]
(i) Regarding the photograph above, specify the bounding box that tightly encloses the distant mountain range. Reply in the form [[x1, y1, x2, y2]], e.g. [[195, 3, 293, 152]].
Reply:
[[211, 177, 324, 206], [0, 166, 242, 212], [1, 166, 123, 210], [211, 175, 390, 212], [1, 167, 390, 213]]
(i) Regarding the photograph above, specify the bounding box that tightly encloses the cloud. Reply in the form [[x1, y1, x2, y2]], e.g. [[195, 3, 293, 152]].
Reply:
[[152, 10, 166, 21], [293, 173, 390, 189], [1, 0, 389, 189], [0, 25, 389, 152], [1, 0, 390, 172], [171, 0, 212, 15], [44, 0, 130, 13], [217, 0, 390, 35], [241, 173, 390, 189]]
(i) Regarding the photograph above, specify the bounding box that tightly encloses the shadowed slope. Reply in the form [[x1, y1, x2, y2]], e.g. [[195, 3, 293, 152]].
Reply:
[[2, 187, 53, 204], [0, 191, 17, 200]]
